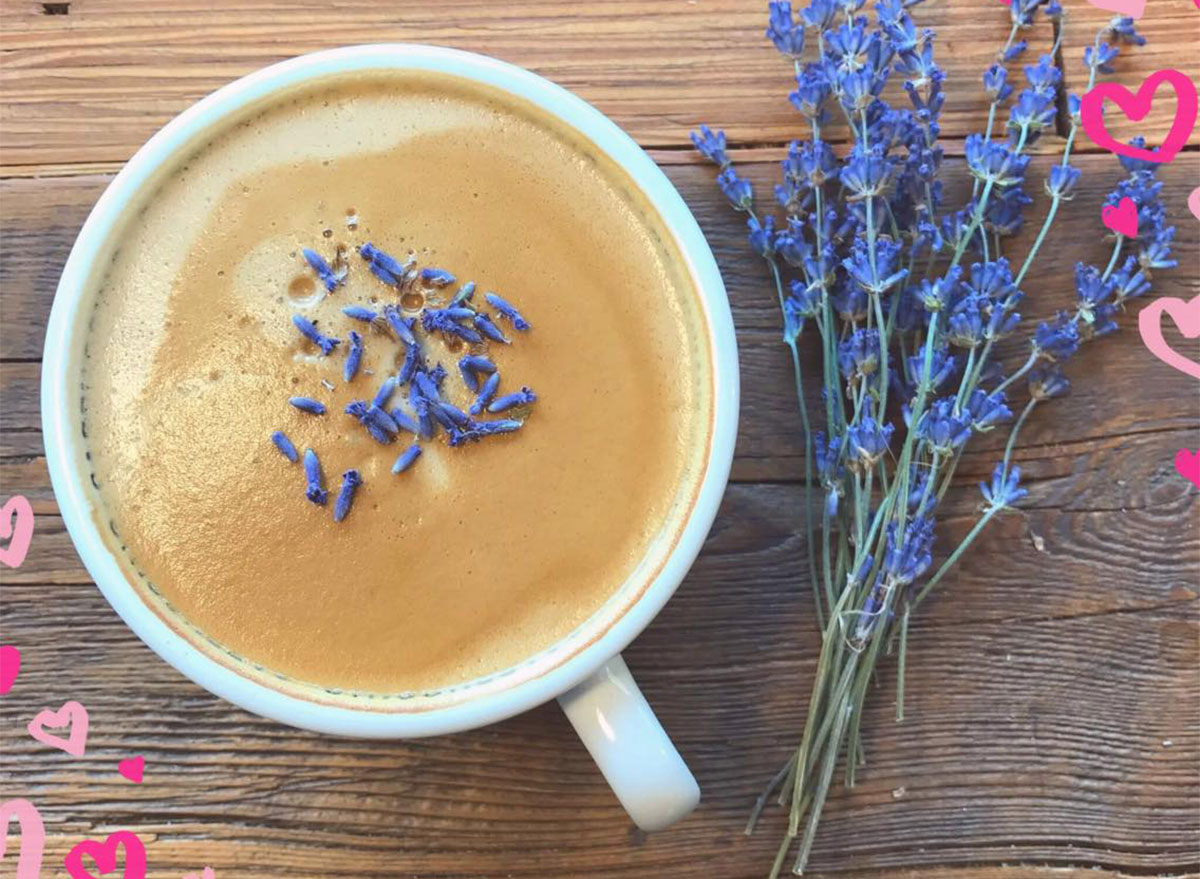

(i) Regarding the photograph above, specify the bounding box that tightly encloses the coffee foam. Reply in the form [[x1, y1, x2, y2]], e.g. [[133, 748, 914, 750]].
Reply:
[[82, 72, 712, 696]]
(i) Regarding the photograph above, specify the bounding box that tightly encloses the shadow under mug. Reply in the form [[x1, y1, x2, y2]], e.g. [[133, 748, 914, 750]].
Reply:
[[41, 44, 740, 832]]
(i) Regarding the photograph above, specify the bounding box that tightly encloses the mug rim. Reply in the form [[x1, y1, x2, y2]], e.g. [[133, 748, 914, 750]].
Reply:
[[41, 43, 739, 738]]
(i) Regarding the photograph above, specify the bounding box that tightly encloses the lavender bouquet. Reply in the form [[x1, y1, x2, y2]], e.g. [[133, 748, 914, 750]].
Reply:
[[691, 0, 1177, 873]]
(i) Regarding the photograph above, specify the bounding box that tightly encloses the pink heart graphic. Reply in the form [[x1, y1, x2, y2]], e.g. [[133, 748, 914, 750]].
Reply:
[[182, 869, 216, 879], [64, 831, 146, 879], [1, 798, 46, 879], [0, 645, 20, 695], [1102, 197, 1139, 238], [1188, 186, 1200, 222], [1138, 295, 1200, 380], [1084, 0, 1146, 18], [1080, 69, 1199, 165], [1175, 449, 1200, 489], [117, 756, 144, 784], [0, 495, 34, 569], [27, 700, 89, 757]]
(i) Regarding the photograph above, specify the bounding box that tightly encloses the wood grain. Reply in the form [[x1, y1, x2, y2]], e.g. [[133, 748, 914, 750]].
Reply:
[[2, 0, 1199, 877]]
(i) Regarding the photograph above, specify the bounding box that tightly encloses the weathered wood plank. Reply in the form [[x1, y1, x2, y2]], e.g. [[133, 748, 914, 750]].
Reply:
[[2, 152, 1197, 357], [1, 481, 1196, 877], [0, 0, 1063, 165]]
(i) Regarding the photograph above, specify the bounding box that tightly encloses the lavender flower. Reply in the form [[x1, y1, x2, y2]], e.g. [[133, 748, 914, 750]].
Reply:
[[291, 315, 340, 355], [333, 469, 362, 523], [980, 464, 1027, 510], [422, 307, 484, 344], [359, 242, 411, 286], [345, 400, 392, 444], [483, 293, 531, 331], [270, 430, 298, 462], [459, 355, 496, 391], [392, 444, 422, 474], [451, 281, 478, 306], [691, 125, 730, 167], [373, 376, 397, 409], [389, 407, 420, 435]]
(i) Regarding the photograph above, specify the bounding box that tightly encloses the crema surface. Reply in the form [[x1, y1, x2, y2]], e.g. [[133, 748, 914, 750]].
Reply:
[[82, 72, 711, 693]]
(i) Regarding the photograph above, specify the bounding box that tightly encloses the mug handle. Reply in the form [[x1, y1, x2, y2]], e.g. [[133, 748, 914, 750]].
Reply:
[[557, 654, 700, 831]]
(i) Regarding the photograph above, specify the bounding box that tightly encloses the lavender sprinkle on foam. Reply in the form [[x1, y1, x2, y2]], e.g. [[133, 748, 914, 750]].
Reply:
[[302, 248, 343, 292], [487, 387, 537, 413], [390, 407, 420, 435], [289, 396, 326, 415], [469, 371, 501, 415], [373, 376, 397, 408], [292, 314, 340, 356], [303, 449, 327, 505], [343, 331, 364, 382], [473, 313, 509, 345], [483, 293, 530, 331], [271, 431, 298, 462], [451, 281, 477, 305], [421, 268, 456, 287], [392, 444, 422, 474], [342, 305, 379, 323], [383, 304, 417, 347], [333, 469, 362, 523]]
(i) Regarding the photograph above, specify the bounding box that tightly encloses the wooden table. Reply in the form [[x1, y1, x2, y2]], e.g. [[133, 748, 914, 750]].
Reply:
[[2, 2, 1197, 877]]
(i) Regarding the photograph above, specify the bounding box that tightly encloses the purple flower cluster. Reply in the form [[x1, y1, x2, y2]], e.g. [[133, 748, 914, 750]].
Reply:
[[694, 2, 1172, 874], [275, 241, 538, 522]]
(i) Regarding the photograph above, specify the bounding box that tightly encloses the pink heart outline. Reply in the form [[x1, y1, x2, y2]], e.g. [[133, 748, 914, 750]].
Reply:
[[1080, 69, 1199, 165], [1084, 0, 1146, 18], [1101, 197, 1139, 238], [117, 756, 145, 784], [64, 831, 147, 879], [182, 869, 217, 879], [1138, 295, 1200, 380], [0, 495, 34, 569], [1175, 449, 1200, 490], [27, 700, 89, 757], [1, 798, 46, 879], [1188, 186, 1200, 222], [0, 645, 20, 695]]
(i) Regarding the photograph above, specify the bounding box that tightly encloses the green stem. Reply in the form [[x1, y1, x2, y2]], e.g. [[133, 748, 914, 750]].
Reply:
[[896, 603, 911, 720], [912, 509, 1000, 607]]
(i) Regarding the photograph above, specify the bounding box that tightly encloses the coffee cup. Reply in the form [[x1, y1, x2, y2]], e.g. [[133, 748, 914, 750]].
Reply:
[[42, 44, 738, 831]]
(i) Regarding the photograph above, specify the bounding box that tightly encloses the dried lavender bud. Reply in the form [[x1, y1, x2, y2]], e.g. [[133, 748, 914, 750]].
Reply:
[[458, 360, 479, 392], [410, 384, 436, 439], [469, 371, 501, 415], [333, 469, 362, 523], [487, 387, 537, 413], [383, 304, 417, 347], [421, 308, 484, 345], [304, 448, 327, 505], [421, 268, 456, 287], [391, 444, 422, 474], [270, 430, 298, 462], [359, 242, 411, 286], [373, 375, 397, 408], [484, 292, 530, 331], [451, 281, 477, 306], [346, 400, 392, 444], [343, 330, 364, 382], [473, 313, 510, 344], [448, 418, 523, 446], [398, 340, 423, 384], [436, 401, 473, 429], [443, 307, 476, 321], [429, 362, 448, 389], [303, 248, 342, 291], [342, 305, 379, 323], [289, 396, 326, 415], [429, 403, 457, 431], [292, 314, 340, 355], [413, 370, 441, 402], [367, 404, 400, 435], [461, 355, 497, 375], [389, 407, 420, 435]]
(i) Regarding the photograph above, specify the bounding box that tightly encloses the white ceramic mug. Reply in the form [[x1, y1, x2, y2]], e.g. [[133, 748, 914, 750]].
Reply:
[[41, 44, 738, 832]]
